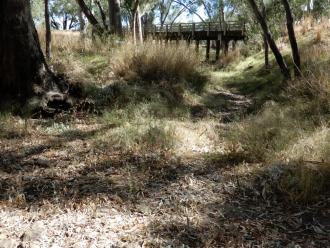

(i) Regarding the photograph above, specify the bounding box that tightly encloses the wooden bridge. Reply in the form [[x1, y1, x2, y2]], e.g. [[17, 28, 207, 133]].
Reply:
[[144, 21, 246, 60]]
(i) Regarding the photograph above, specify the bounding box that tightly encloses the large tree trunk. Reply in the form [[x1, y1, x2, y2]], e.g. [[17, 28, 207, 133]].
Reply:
[[0, 0, 45, 99], [108, 0, 123, 35], [281, 0, 301, 77], [0, 0, 74, 115], [45, 0, 51, 60], [247, 0, 290, 79]]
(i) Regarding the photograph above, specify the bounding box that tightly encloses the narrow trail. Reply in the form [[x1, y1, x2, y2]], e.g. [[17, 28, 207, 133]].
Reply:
[[214, 90, 251, 123]]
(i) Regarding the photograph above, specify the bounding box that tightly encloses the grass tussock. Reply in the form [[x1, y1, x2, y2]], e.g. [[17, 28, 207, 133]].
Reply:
[[239, 160, 330, 203], [96, 116, 175, 153], [217, 49, 241, 69], [111, 41, 207, 92], [288, 41, 330, 103], [38, 29, 116, 55]]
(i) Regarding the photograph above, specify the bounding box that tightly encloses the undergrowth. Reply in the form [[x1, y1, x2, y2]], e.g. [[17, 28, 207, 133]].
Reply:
[[35, 22, 330, 203], [224, 21, 330, 203]]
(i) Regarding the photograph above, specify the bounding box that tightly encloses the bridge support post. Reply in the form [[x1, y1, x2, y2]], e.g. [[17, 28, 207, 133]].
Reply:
[[224, 40, 229, 55], [232, 40, 236, 51], [195, 40, 199, 53], [206, 39, 210, 61], [216, 40, 221, 60]]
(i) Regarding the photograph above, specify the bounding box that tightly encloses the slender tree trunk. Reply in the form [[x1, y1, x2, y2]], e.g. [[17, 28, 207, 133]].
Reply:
[[247, 0, 290, 79], [114, 0, 123, 36], [75, 0, 103, 34], [0, 0, 47, 99], [78, 10, 85, 32], [63, 14, 68, 30], [263, 33, 269, 68], [137, 5, 143, 43], [45, 0, 51, 60], [131, 0, 140, 44], [281, 0, 301, 77], [160, 9, 164, 27], [133, 10, 137, 44], [132, 8, 143, 43], [307, 0, 311, 13], [95, 0, 108, 30], [68, 17, 75, 30], [109, 0, 123, 35], [219, 0, 225, 29], [262, 4, 269, 68]]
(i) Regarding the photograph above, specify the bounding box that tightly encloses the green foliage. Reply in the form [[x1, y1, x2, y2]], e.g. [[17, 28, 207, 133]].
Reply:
[[100, 112, 175, 152], [50, 0, 80, 29], [31, 0, 44, 24]]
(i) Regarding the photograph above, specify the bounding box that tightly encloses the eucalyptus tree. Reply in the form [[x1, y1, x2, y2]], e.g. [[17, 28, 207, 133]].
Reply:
[[51, 0, 81, 30], [154, 0, 176, 25], [75, 0, 105, 34], [247, 0, 291, 78]]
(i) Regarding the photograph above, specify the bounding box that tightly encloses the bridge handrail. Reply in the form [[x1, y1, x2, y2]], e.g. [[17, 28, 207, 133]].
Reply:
[[144, 21, 245, 33]]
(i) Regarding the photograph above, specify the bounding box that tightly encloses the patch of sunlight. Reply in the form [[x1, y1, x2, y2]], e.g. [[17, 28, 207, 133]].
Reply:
[[171, 120, 224, 155], [285, 126, 330, 162]]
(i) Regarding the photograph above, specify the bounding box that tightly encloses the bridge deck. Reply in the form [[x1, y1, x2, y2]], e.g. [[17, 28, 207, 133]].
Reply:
[[144, 21, 246, 61], [144, 21, 246, 41]]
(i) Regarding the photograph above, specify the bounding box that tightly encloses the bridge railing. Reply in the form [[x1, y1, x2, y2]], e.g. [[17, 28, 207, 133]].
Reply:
[[144, 21, 245, 34]]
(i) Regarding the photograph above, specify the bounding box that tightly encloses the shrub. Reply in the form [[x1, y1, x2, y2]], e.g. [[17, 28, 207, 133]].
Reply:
[[96, 116, 175, 152]]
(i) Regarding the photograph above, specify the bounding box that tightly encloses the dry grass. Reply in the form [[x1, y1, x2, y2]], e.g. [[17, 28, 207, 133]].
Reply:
[[1, 117, 327, 247], [288, 31, 330, 103], [38, 29, 115, 55], [220, 22, 330, 203], [216, 49, 241, 68], [2, 22, 330, 247], [111, 41, 206, 91]]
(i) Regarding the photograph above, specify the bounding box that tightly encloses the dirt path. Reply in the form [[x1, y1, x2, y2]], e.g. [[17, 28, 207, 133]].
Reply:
[[1, 115, 329, 247]]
